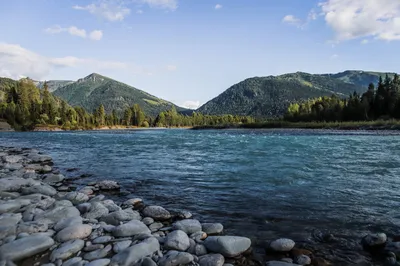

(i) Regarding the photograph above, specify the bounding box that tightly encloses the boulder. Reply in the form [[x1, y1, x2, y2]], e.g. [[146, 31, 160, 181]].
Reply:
[[55, 224, 92, 242], [42, 174, 65, 184], [100, 209, 141, 226], [172, 219, 202, 234], [112, 220, 151, 237], [3, 155, 22, 164], [0, 235, 54, 261], [0, 202, 21, 214], [158, 250, 194, 266], [34, 206, 80, 224], [203, 236, 251, 257], [97, 180, 120, 190], [83, 244, 112, 261], [21, 185, 57, 197], [102, 200, 121, 212], [86, 259, 111, 266], [54, 216, 83, 232], [164, 230, 190, 251], [63, 192, 89, 205], [201, 223, 223, 235], [113, 240, 132, 253], [0, 177, 39, 192], [84, 202, 109, 220], [270, 238, 296, 252], [362, 233, 387, 249], [294, 255, 311, 265], [198, 254, 225, 266], [50, 239, 85, 261], [142, 206, 171, 221], [110, 237, 160, 266]]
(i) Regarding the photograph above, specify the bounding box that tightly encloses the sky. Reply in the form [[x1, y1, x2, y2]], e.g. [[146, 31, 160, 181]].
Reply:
[[0, 0, 399, 109]]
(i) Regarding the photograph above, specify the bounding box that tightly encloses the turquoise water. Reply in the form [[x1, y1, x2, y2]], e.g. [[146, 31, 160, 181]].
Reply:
[[2, 129, 400, 264]]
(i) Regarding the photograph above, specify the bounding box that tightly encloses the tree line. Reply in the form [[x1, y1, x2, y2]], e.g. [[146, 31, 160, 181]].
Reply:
[[285, 74, 400, 122], [0, 79, 254, 130]]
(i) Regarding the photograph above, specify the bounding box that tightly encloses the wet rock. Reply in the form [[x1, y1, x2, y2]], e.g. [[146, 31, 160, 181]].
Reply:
[[42, 174, 65, 184], [83, 244, 112, 261], [112, 220, 151, 237], [3, 155, 22, 164], [86, 259, 111, 266], [187, 240, 207, 256], [4, 163, 23, 171], [149, 222, 164, 232], [265, 261, 299, 266], [77, 203, 91, 214], [190, 231, 207, 242], [0, 235, 54, 261], [110, 237, 160, 266], [113, 240, 132, 253], [201, 223, 223, 235], [55, 224, 92, 242], [203, 236, 251, 257], [142, 217, 154, 226], [21, 184, 57, 197], [100, 209, 141, 226], [122, 198, 142, 207], [96, 180, 120, 191], [50, 239, 85, 261], [62, 257, 83, 266], [89, 195, 106, 203], [164, 230, 190, 251], [93, 236, 114, 244], [172, 219, 202, 234], [142, 206, 171, 221], [362, 233, 387, 249], [0, 177, 39, 192], [63, 192, 89, 205], [0, 213, 21, 227], [141, 257, 157, 266], [34, 205, 80, 224], [27, 154, 52, 163], [102, 200, 121, 212], [270, 238, 296, 252], [0, 192, 20, 200], [54, 217, 83, 232], [198, 254, 224, 266], [0, 202, 21, 214], [84, 202, 109, 220], [294, 255, 311, 265], [158, 250, 194, 266], [17, 221, 48, 234], [176, 211, 192, 219]]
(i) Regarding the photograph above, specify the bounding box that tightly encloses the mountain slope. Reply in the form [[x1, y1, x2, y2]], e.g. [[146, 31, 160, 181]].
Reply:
[[321, 70, 396, 88], [197, 71, 391, 117], [36, 80, 74, 92], [53, 73, 185, 116]]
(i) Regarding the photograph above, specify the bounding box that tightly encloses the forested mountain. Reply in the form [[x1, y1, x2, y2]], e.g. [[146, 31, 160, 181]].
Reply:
[[35, 80, 74, 92], [197, 71, 392, 117], [52, 73, 185, 116]]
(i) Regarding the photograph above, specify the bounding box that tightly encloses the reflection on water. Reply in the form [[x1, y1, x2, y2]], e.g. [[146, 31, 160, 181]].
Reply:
[[2, 129, 400, 265]]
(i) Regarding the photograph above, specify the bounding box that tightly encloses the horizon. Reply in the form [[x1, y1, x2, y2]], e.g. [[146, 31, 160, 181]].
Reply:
[[1, 0, 400, 109]]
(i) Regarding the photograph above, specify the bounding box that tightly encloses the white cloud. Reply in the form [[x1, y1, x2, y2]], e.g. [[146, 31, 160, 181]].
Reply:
[[182, 101, 200, 109], [282, 15, 303, 27], [89, 30, 103, 41], [73, 1, 131, 21], [137, 0, 178, 10], [361, 39, 369, 44], [319, 0, 400, 41], [308, 9, 317, 21], [166, 65, 177, 71], [215, 4, 222, 10], [0, 43, 130, 80]]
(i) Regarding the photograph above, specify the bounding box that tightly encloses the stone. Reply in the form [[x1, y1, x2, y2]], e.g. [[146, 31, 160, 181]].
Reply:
[[63, 192, 89, 205], [198, 254, 224, 266], [203, 236, 251, 258], [84, 202, 109, 220], [158, 250, 194, 266], [34, 206, 80, 224], [93, 236, 114, 244], [54, 217, 83, 232], [0, 213, 21, 227], [190, 231, 207, 242], [110, 237, 160, 266], [89, 195, 106, 202], [142, 217, 154, 226], [142, 206, 171, 221], [0, 202, 21, 214], [50, 239, 85, 261], [77, 203, 91, 214], [172, 219, 202, 234], [96, 180, 120, 190], [0, 235, 54, 261], [112, 220, 151, 237], [362, 233, 387, 248], [84, 244, 105, 252], [4, 163, 23, 171], [0, 177, 40, 192], [83, 245, 112, 261], [113, 240, 132, 253], [270, 238, 296, 252], [55, 224, 92, 242], [102, 200, 121, 212], [27, 154, 52, 163], [42, 174, 65, 184], [265, 262, 299, 266], [123, 198, 143, 207], [149, 222, 164, 232], [21, 185, 57, 196], [201, 223, 223, 235], [41, 165, 52, 173], [0, 192, 20, 200], [141, 257, 157, 266], [188, 241, 207, 256], [176, 211, 192, 219], [100, 210, 141, 226], [164, 230, 190, 251], [62, 257, 83, 266], [294, 255, 311, 265], [17, 221, 48, 234], [86, 259, 111, 266], [3, 155, 22, 164]]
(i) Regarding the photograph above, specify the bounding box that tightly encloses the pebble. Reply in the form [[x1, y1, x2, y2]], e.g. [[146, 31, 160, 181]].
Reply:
[[83, 244, 112, 261], [61, 257, 83, 266], [270, 238, 296, 252], [164, 230, 191, 251], [93, 236, 114, 244], [111, 237, 160, 265], [84, 244, 104, 252], [294, 255, 311, 265], [113, 240, 132, 253], [203, 236, 251, 257], [0, 235, 54, 261], [172, 219, 202, 234], [201, 223, 223, 235], [142, 206, 171, 221], [55, 224, 92, 242], [198, 254, 225, 266], [50, 239, 85, 261], [112, 220, 151, 237], [86, 258, 111, 266], [362, 233, 387, 248], [158, 250, 194, 266]]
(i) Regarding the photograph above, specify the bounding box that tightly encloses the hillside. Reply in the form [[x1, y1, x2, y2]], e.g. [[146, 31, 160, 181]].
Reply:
[[197, 71, 392, 117], [36, 80, 74, 92], [52, 73, 185, 116]]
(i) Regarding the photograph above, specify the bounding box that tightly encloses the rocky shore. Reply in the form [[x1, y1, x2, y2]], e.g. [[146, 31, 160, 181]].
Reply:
[[0, 146, 398, 266]]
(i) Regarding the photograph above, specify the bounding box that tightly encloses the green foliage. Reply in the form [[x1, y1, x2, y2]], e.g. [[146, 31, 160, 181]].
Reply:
[[285, 74, 400, 122]]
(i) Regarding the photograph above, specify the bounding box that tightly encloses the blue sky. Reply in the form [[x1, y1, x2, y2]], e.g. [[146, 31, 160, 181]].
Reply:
[[0, 0, 399, 108]]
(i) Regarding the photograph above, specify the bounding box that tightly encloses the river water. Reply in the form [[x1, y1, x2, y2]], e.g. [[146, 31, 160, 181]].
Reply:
[[1, 129, 400, 265]]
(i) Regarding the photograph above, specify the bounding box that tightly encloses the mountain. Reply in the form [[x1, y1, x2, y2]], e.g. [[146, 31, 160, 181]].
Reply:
[[197, 70, 393, 117], [52, 73, 186, 116], [35, 80, 74, 92]]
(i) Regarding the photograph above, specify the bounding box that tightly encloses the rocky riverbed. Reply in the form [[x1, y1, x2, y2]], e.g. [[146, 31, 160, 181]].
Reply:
[[0, 146, 398, 266]]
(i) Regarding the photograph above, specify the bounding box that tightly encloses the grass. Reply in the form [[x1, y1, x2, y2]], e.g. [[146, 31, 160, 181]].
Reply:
[[191, 120, 400, 130], [143, 99, 161, 105]]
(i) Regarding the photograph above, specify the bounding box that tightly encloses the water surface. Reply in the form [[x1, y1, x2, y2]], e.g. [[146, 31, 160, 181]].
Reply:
[[2, 129, 400, 265]]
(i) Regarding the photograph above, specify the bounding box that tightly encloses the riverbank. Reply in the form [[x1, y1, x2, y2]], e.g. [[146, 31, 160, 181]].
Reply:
[[192, 120, 400, 131]]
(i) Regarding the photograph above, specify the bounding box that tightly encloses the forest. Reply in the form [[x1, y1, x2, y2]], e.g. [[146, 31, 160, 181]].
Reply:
[[0, 79, 254, 130], [285, 74, 400, 122]]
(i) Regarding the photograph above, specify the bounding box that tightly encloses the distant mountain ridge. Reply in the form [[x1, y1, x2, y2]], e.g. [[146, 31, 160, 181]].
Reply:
[[197, 70, 396, 117], [51, 73, 186, 116]]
